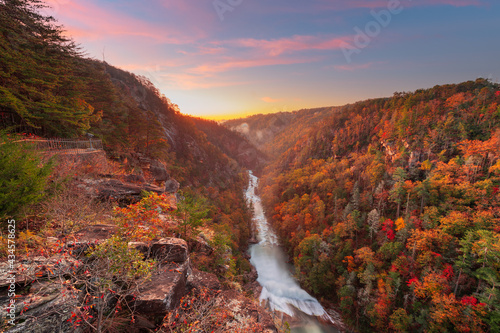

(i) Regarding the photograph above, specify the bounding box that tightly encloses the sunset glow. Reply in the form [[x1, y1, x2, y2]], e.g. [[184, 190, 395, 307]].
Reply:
[[45, 0, 500, 118]]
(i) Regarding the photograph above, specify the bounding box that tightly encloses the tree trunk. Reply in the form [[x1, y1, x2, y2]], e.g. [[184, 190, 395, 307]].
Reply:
[[454, 268, 462, 295], [396, 200, 401, 219]]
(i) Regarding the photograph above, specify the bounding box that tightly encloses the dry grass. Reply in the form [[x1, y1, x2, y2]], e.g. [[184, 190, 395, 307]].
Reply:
[[44, 150, 118, 181], [41, 183, 113, 237]]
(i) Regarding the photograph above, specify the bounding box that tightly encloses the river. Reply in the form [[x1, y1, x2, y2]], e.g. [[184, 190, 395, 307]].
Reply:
[[245, 172, 339, 333]]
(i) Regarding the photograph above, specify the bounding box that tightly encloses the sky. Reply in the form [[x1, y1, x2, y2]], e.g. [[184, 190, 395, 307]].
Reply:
[[43, 0, 500, 120]]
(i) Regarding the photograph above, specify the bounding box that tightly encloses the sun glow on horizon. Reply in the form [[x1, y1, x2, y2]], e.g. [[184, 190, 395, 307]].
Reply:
[[46, 0, 500, 120]]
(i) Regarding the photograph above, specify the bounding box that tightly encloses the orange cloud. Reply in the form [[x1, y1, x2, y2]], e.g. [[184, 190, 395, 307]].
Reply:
[[261, 97, 282, 103]]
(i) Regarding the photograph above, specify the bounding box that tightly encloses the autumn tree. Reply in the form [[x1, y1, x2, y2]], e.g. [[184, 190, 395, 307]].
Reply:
[[0, 0, 101, 136]]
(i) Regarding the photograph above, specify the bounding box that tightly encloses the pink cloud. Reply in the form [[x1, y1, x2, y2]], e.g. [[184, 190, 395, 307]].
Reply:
[[160, 73, 249, 90], [178, 46, 227, 56], [45, 0, 202, 44], [188, 55, 324, 74], [217, 35, 351, 56]]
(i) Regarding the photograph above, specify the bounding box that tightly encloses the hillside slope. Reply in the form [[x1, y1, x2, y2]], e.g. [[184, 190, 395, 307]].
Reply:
[[190, 116, 268, 173], [1, 3, 271, 332]]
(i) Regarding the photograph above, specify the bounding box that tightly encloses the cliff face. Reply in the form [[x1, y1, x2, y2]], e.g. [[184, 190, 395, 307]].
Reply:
[[102, 63, 242, 188]]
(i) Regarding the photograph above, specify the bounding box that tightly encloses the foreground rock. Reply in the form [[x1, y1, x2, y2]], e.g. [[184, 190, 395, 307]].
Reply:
[[164, 179, 180, 193], [133, 260, 191, 322], [1, 234, 278, 333], [0, 280, 80, 333], [0, 254, 80, 288], [150, 238, 188, 263], [68, 224, 117, 257]]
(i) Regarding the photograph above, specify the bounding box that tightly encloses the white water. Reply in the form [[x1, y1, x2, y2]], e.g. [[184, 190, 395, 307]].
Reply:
[[245, 172, 338, 332]]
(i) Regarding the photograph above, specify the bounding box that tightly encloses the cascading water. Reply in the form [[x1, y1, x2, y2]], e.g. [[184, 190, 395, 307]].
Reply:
[[246, 172, 339, 333]]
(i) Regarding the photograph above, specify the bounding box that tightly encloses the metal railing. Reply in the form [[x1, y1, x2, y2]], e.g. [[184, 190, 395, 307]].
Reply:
[[18, 138, 103, 154]]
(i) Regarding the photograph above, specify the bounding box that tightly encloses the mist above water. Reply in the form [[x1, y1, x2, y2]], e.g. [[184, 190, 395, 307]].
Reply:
[[245, 172, 338, 333]]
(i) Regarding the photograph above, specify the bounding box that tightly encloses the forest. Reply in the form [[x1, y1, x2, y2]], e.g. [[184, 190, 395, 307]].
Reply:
[[253, 79, 500, 332], [1, 0, 500, 332]]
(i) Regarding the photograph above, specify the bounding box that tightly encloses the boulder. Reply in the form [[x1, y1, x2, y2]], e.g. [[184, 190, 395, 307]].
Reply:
[[150, 165, 170, 182], [0, 254, 80, 288], [164, 179, 180, 193], [125, 174, 146, 183], [128, 241, 150, 255], [150, 238, 188, 263], [187, 268, 221, 292], [133, 260, 190, 319], [68, 224, 117, 257], [74, 224, 116, 242]]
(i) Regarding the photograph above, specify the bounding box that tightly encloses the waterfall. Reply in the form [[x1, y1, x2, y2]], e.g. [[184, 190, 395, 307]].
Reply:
[[245, 172, 337, 331]]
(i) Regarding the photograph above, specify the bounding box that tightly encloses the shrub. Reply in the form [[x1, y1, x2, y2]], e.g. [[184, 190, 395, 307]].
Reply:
[[71, 236, 155, 331], [0, 134, 53, 221], [113, 192, 175, 242]]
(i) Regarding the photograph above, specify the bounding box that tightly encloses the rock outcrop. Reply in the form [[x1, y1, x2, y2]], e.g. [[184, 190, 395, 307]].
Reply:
[[220, 290, 278, 333], [164, 179, 180, 193], [2, 280, 80, 333], [0, 231, 277, 333], [188, 235, 214, 255], [68, 224, 117, 256], [0, 254, 81, 333], [149, 160, 170, 182], [133, 260, 191, 319], [96, 179, 165, 201], [76, 177, 167, 203], [150, 238, 189, 263], [187, 268, 221, 292]]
